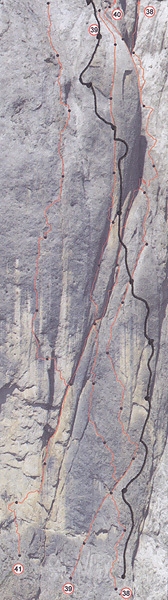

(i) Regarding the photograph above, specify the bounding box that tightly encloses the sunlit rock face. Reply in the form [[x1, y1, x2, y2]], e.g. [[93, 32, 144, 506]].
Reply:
[[0, 1, 167, 599]]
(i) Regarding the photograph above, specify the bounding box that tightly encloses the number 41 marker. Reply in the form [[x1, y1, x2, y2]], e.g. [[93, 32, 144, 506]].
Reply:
[[12, 563, 24, 575]]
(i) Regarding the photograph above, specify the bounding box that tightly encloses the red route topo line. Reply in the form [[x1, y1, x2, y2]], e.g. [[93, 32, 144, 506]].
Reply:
[[70, 493, 110, 580], [68, 12, 150, 587], [103, 2, 158, 185], [69, 6, 155, 588], [7, 2, 118, 561], [98, 3, 158, 585], [7, 2, 71, 557], [8, 2, 157, 590], [8, 18, 118, 562], [68, 26, 123, 582], [31, 3, 71, 364], [43, 3, 154, 587]]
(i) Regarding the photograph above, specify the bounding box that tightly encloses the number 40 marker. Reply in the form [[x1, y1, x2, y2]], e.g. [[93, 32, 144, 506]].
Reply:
[[112, 8, 123, 20]]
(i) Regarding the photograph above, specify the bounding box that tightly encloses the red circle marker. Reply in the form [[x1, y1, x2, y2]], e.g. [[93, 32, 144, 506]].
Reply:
[[62, 583, 74, 595], [112, 8, 123, 20], [12, 563, 24, 575], [144, 6, 156, 17], [120, 588, 132, 599], [88, 23, 99, 36]]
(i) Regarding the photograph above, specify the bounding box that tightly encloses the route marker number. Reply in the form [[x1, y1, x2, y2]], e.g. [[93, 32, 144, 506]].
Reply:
[[12, 563, 24, 575], [144, 6, 156, 17], [120, 588, 132, 598], [62, 583, 74, 595], [112, 8, 123, 20], [88, 24, 99, 36]]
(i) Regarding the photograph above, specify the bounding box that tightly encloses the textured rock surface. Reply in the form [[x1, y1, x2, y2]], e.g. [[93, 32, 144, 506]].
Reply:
[[134, 441, 168, 600], [0, 0, 167, 599]]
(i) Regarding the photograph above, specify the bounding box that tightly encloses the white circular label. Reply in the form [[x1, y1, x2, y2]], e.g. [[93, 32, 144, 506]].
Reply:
[[144, 6, 156, 17], [62, 583, 74, 595], [88, 24, 99, 36], [120, 588, 133, 599], [12, 563, 24, 575], [112, 8, 123, 20]]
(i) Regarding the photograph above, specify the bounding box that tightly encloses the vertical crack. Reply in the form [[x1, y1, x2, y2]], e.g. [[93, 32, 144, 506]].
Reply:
[[47, 349, 55, 408]]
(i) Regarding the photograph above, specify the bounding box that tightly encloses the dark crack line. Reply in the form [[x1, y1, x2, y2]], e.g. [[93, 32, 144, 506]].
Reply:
[[80, 0, 154, 582], [119, 206, 154, 578], [69, 2, 128, 388], [41, 460, 64, 556]]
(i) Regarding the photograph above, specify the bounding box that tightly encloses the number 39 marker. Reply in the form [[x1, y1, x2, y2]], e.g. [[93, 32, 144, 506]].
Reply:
[[144, 6, 156, 17], [62, 583, 74, 595], [88, 24, 99, 36]]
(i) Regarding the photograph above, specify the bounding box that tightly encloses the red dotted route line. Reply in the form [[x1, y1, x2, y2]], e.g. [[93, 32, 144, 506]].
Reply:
[[8, 2, 158, 593], [68, 8, 153, 589], [7, 0, 71, 557], [98, 1, 158, 585]]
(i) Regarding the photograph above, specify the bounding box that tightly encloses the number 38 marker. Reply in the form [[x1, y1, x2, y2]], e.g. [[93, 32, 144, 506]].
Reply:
[[62, 583, 74, 595], [144, 6, 156, 17], [120, 588, 132, 599]]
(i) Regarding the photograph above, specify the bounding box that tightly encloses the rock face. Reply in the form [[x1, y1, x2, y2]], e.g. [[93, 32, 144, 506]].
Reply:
[[0, 1, 167, 599]]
